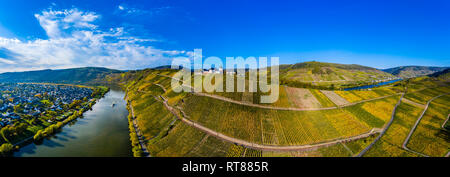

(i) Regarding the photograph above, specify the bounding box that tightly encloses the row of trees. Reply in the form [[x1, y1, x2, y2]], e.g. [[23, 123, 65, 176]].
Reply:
[[0, 122, 28, 143], [33, 87, 106, 141], [0, 143, 14, 156], [127, 110, 144, 157], [0, 86, 109, 155], [34, 106, 87, 141]]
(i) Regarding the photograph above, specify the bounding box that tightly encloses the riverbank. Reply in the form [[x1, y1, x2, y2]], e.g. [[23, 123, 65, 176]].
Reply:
[[0, 86, 109, 156], [13, 89, 132, 157], [343, 79, 402, 91]]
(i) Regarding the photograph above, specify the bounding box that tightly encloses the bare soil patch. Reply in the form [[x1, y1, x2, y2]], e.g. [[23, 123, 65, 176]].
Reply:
[[321, 90, 350, 106], [285, 87, 322, 108]]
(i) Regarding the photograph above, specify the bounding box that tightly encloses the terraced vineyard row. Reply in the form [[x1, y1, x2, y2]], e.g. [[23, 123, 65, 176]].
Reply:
[[182, 95, 398, 146], [407, 95, 450, 156], [335, 88, 397, 103], [404, 86, 450, 104], [364, 101, 424, 157]]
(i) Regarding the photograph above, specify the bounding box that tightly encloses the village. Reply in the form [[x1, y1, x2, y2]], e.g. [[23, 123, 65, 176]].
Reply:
[[0, 83, 94, 127]]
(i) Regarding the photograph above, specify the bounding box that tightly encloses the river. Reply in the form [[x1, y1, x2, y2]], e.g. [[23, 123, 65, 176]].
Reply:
[[14, 89, 132, 157], [343, 79, 402, 91]]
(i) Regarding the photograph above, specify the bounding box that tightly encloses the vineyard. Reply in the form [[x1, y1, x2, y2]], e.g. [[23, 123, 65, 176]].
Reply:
[[320, 90, 349, 106], [335, 88, 397, 103], [404, 86, 450, 104], [122, 68, 450, 157], [343, 95, 400, 128], [364, 101, 424, 157], [407, 95, 450, 156], [309, 89, 336, 107], [181, 94, 398, 146], [285, 87, 322, 108]]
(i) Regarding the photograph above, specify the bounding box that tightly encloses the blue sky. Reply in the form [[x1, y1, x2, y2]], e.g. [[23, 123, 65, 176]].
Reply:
[[0, 0, 448, 72]]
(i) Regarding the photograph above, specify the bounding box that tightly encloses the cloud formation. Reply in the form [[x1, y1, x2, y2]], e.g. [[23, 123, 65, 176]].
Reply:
[[0, 8, 190, 73]]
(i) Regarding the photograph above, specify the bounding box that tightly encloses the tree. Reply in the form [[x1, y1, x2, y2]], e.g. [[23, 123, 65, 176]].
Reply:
[[0, 143, 14, 155], [13, 104, 24, 113], [34, 130, 44, 140]]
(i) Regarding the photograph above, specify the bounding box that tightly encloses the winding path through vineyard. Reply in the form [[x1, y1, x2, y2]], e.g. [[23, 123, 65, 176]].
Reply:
[[355, 92, 405, 157], [401, 93, 449, 157], [150, 91, 382, 152], [155, 73, 402, 111]]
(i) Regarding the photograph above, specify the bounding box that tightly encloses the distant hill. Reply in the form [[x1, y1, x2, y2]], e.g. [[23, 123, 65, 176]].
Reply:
[[428, 68, 450, 80], [382, 66, 448, 78], [0, 67, 123, 85], [279, 61, 395, 89]]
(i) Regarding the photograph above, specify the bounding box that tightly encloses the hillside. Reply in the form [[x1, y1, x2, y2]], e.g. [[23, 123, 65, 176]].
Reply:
[[279, 61, 395, 89], [428, 68, 450, 81], [382, 66, 448, 78], [122, 68, 450, 157], [0, 67, 123, 85]]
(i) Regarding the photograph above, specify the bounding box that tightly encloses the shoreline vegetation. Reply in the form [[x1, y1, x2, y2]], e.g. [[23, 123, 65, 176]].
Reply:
[[0, 84, 109, 156]]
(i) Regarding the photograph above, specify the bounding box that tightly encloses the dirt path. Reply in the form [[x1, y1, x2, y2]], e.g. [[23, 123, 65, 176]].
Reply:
[[195, 92, 400, 111], [442, 114, 449, 129], [154, 83, 166, 92], [155, 73, 401, 111], [402, 98, 426, 108], [401, 93, 449, 157], [355, 92, 405, 157], [155, 93, 382, 152], [125, 91, 151, 157]]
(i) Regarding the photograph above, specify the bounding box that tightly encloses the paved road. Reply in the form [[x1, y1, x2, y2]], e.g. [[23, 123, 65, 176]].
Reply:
[[402, 93, 449, 157], [355, 92, 405, 157]]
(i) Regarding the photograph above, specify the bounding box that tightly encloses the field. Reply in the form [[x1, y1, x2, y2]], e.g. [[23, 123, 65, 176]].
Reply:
[[123, 68, 450, 157], [181, 94, 400, 146], [335, 88, 397, 103], [320, 90, 349, 106], [406, 95, 450, 156], [309, 89, 336, 107], [285, 87, 321, 108], [279, 61, 395, 89], [404, 86, 450, 104], [260, 134, 378, 157], [343, 95, 400, 128], [364, 101, 424, 157]]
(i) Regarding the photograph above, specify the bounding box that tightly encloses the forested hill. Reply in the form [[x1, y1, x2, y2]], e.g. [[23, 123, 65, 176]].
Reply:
[[382, 66, 448, 78], [428, 68, 450, 80], [0, 67, 123, 85]]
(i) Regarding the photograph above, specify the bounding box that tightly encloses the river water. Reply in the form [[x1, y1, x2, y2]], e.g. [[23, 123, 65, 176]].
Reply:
[[14, 89, 132, 157], [343, 79, 402, 91]]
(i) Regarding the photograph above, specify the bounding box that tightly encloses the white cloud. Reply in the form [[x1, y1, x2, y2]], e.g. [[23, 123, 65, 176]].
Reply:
[[0, 58, 16, 64], [0, 8, 189, 73], [116, 4, 171, 16]]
